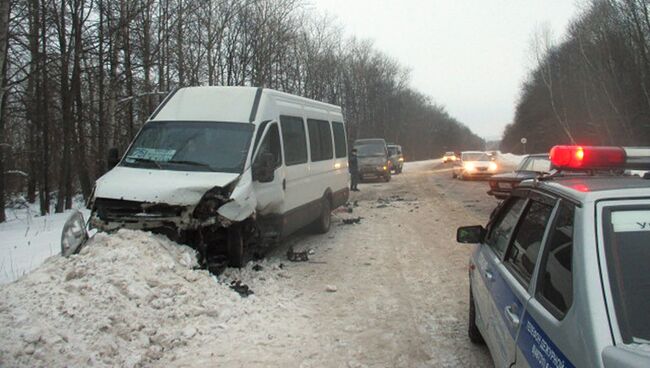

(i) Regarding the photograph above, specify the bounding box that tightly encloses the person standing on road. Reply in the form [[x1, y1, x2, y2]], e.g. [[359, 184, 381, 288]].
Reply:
[[349, 148, 360, 191]]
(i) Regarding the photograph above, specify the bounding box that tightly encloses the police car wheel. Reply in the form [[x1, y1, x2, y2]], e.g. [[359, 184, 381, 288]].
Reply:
[[468, 286, 485, 344], [227, 227, 245, 268]]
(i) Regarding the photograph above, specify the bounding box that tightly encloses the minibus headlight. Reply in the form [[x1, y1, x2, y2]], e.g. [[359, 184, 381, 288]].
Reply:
[[61, 210, 88, 257]]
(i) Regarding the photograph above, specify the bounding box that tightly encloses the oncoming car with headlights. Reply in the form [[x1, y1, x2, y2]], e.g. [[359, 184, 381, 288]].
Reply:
[[453, 151, 498, 180], [457, 145, 650, 368], [61, 86, 350, 269]]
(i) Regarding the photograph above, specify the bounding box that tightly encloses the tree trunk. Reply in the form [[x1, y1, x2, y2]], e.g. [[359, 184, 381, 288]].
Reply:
[[0, 0, 9, 223], [71, 0, 92, 200], [39, 0, 50, 215]]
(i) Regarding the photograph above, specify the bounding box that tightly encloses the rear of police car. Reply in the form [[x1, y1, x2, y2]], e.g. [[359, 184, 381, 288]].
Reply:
[[528, 146, 650, 368], [459, 145, 650, 368]]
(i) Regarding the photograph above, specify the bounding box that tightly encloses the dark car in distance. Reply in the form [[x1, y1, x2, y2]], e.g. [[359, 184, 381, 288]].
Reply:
[[487, 153, 550, 199]]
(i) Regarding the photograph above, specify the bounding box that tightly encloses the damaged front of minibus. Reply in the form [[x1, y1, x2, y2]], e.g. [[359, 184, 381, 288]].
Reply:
[[61, 87, 269, 270]]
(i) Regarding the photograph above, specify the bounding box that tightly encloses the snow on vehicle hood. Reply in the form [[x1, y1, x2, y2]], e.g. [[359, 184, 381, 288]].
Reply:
[[94, 166, 240, 205]]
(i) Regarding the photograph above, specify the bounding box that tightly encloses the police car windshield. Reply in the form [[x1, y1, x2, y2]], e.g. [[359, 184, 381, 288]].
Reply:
[[604, 206, 650, 344], [122, 121, 253, 173]]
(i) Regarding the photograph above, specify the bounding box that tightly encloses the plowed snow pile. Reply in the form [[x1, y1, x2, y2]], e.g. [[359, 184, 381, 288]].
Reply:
[[0, 229, 311, 367]]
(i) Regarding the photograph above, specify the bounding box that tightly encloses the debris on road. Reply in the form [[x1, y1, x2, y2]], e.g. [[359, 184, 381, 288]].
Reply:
[[287, 247, 309, 262], [342, 217, 362, 225], [252, 264, 264, 272], [229, 280, 254, 297], [325, 285, 338, 292]]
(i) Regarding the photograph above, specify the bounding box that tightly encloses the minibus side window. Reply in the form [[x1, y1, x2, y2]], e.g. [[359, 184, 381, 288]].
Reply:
[[307, 119, 333, 162], [256, 124, 282, 168], [280, 115, 308, 165], [332, 122, 347, 158]]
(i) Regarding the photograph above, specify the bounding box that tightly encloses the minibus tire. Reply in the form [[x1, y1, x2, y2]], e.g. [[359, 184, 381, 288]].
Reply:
[[468, 286, 485, 344], [314, 198, 331, 234], [227, 227, 244, 268]]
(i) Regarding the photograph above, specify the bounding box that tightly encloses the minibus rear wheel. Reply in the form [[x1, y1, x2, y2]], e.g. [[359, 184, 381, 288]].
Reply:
[[313, 197, 331, 234]]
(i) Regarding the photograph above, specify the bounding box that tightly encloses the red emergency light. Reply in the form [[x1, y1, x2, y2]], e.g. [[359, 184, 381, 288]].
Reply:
[[549, 145, 626, 170]]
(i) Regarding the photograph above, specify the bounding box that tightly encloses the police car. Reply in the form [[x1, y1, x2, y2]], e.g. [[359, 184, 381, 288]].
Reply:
[[456, 145, 650, 368]]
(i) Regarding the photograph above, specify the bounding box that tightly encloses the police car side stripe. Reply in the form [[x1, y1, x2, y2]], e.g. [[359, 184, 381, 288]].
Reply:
[[517, 312, 575, 368]]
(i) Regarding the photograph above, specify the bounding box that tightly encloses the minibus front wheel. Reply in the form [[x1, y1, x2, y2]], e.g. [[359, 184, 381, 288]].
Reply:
[[227, 226, 245, 268]]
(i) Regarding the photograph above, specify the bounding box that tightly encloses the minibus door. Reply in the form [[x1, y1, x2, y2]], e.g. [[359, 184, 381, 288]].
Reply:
[[252, 122, 285, 214]]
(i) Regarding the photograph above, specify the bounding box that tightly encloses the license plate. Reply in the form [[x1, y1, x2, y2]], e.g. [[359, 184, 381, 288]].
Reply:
[[498, 182, 511, 189]]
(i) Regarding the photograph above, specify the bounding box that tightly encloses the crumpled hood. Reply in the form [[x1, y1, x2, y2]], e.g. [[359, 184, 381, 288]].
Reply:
[[94, 166, 240, 206]]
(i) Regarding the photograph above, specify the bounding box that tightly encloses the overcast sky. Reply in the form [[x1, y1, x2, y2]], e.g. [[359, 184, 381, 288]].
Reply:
[[310, 0, 582, 140]]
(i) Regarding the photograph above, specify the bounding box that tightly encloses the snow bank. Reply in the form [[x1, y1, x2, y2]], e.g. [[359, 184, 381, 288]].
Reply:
[[1, 198, 90, 284], [0, 229, 308, 367], [403, 158, 442, 171], [498, 153, 526, 168]]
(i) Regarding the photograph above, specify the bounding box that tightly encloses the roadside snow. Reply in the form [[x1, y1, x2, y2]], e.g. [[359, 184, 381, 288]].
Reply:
[[403, 158, 441, 171], [0, 229, 312, 368], [1, 199, 90, 285], [498, 153, 525, 168]]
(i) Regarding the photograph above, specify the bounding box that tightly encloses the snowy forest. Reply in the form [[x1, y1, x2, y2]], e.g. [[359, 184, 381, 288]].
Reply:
[[0, 0, 484, 222], [502, 0, 650, 153]]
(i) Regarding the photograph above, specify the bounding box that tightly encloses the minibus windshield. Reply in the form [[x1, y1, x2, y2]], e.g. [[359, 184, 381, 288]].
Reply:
[[122, 121, 253, 173], [355, 143, 386, 157]]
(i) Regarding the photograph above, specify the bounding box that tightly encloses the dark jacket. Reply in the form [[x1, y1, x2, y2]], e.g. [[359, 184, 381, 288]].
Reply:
[[349, 154, 358, 173]]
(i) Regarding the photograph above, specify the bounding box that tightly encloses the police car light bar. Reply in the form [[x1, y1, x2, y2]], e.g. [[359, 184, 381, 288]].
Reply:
[[549, 145, 650, 170]]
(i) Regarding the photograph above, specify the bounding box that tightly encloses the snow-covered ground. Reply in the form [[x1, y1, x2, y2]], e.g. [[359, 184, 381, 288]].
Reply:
[[403, 158, 441, 171], [0, 159, 439, 285], [0, 162, 494, 367], [1, 199, 89, 285], [0, 229, 312, 367]]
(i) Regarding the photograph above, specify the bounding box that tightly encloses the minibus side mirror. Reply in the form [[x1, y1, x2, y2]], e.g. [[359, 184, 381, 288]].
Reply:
[[108, 147, 120, 169], [253, 152, 275, 183], [456, 225, 485, 244]]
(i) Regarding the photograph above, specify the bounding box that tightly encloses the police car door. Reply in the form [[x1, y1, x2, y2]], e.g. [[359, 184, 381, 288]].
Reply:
[[476, 195, 527, 367], [515, 200, 577, 368], [497, 192, 557, 367]]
